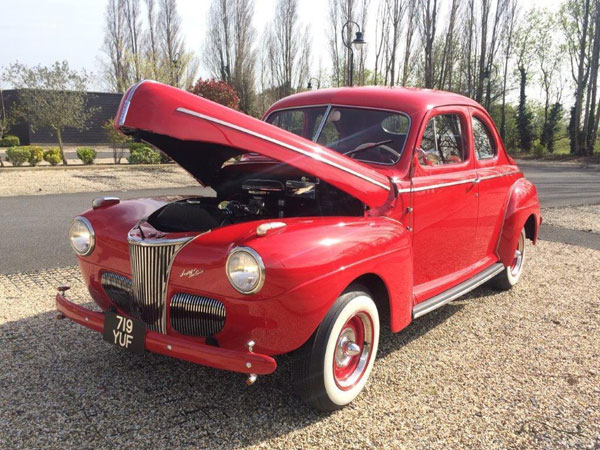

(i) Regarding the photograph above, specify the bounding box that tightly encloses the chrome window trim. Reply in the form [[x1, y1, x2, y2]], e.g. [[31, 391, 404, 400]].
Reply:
[[226, 246, 266, 295], [312, 105, 332, 141], [176, 106, 391, 191]]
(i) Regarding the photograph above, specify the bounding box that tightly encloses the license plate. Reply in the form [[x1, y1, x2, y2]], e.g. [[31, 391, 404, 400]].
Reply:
[[103, 311, 146, 354]]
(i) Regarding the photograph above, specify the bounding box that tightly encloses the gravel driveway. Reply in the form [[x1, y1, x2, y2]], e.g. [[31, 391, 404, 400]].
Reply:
[[0, 165, 196, 197], [1, 240, 598, 449]]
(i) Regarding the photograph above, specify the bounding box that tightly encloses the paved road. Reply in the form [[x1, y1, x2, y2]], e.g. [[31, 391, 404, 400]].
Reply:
[[0, 162, 598, 274], [0, 187, 203, 274], [517, 161, 600, 208]]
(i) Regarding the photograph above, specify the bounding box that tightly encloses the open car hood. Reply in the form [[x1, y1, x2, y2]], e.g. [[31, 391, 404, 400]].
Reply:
[[116, 81, 393, 209]]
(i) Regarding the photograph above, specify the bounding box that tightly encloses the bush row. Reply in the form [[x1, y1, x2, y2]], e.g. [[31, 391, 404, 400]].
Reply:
[[0, 135, 20, 147], [3, 142, 165, 166]]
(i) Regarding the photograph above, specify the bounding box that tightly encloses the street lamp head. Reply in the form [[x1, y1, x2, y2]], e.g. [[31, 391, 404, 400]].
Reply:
[[172, 52, 180, 65], [352, 31, 366, 48], [307, 81, 312, 89]]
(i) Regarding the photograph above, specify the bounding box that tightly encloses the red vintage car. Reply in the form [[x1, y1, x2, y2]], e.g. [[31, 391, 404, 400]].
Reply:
[[57, 81, 541, 411]]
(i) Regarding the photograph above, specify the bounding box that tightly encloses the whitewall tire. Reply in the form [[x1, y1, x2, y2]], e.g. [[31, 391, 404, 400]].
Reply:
[[292, 286, 380, 411]]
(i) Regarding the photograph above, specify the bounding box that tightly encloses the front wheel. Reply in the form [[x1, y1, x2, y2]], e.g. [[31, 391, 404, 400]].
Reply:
[[492, 228, 526, 290], [292, 287, 380, 411]]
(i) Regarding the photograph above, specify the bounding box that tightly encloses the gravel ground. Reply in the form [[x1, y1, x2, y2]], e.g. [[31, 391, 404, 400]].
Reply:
[[543, 204, 600, 234], [1, 240, 599, 449], [0, 165, 197, 197]]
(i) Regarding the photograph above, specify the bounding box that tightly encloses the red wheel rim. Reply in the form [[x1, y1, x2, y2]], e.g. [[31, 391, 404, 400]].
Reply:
[[333, 311, 374, 391]]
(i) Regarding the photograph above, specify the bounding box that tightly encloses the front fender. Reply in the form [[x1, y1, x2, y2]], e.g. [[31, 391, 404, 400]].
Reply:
[[169, 216, 412, 355], [496, 178, 541, 267]]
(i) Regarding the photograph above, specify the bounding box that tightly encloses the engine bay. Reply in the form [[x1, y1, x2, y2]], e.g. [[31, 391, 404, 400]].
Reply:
[[147, 168, 364, 233]]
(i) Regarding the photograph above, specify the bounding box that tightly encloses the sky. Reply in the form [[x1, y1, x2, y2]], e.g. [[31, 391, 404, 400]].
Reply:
[[0, 0, 563, 92]]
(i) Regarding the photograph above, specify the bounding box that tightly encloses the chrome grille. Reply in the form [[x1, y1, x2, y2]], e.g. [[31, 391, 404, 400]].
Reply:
[[129, 238, 190, 333], [170, 293, 226, 337], [101, 272, 133, 312]]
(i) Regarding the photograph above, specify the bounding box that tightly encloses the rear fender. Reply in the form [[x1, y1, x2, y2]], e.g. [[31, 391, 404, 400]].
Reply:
[[496, 178, 541, 267]]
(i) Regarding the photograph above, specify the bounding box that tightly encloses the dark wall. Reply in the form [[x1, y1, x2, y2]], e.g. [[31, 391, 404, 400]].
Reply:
[[4, 90, 123, 145]]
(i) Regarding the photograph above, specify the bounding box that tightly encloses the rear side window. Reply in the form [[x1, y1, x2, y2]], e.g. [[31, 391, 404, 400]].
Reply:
[[472, 116, 496, 159], [419, 114, 466, 166]]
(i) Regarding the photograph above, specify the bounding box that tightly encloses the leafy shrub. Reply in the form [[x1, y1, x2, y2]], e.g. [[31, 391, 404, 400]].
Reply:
[[0, 135, 20, 147], [188, 78, 240, 110], [5, 146, 31, 166], [76, 147, 97, 164], [43, 147, 62, 166], [128, 143, 161, 164], [27, 146, 44, 166], [102, 119, 131, 164], [533, 141, 547, 158]]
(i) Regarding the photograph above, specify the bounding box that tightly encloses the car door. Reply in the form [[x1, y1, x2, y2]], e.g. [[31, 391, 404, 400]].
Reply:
[[411, 106, 480, 301], [469, 109, 516, 258]]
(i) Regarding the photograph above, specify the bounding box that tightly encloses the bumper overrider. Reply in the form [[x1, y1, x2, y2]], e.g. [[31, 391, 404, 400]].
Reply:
[[55, 291, 277, 376]]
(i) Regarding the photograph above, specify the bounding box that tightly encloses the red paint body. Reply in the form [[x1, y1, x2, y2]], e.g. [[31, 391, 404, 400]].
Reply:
[[58, 82, 541, 375]]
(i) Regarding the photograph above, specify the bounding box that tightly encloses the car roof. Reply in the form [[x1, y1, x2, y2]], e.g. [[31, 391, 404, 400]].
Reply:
[[266, 86, 483, 117]]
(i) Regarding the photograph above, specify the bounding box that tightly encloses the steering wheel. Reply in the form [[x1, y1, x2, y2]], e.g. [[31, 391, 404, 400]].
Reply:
[[344, 143, 400, 164]]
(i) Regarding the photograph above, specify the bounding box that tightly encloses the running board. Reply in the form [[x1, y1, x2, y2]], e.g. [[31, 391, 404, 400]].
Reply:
[[412, 263, 505, 319]]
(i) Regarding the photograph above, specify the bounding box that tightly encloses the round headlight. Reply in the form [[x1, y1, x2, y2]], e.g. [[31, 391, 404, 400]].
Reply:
[[69, 217, 95, 256], [226, 247, 265, 294]]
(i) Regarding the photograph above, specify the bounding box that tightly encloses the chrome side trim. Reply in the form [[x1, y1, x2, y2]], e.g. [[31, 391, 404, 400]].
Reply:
[[176, 107, 391, 191], [412, 262, 505, 318], [478, 170, 520, 181], [396, 170, 520, 194]]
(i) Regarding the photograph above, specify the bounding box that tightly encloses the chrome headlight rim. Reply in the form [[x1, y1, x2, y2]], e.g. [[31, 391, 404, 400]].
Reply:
[[69, 216, 95, 256], [226, 246, 265, 295]]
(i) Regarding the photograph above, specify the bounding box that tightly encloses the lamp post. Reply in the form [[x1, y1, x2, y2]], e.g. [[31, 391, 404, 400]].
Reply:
[[307, 77, 320, 89], [341, 21, 366, 86]]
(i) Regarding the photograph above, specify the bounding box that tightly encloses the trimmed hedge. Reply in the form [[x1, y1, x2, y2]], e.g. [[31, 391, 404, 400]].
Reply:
[[43, 148, 62, 166], [76, 147, 97, 164], [0, 135, 20, 147], [5, 147, 30, 166], [128, 143, 161, 164], [27, 146, 44, 166]]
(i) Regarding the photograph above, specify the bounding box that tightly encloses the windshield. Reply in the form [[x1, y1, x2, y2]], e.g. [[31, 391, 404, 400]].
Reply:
[[266, 106, 410, 165]]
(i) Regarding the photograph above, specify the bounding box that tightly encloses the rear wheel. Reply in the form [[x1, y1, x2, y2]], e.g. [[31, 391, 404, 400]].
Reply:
[[292, 287, 380, 411], [492, 228, 526, 290]]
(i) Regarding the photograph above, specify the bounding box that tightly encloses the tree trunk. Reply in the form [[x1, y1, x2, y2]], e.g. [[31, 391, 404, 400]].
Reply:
[[572, 0, 591, 155], [57, 128, 68, 165]]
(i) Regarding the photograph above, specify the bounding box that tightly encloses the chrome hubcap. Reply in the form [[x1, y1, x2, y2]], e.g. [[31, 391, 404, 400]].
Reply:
[[335, 328, 357, 368], [510, 234, 525, 277], [333, 312, 374, 390]]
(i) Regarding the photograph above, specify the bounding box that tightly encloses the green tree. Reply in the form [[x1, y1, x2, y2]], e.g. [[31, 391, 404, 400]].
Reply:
[[103, 118, 131, 164], [514, 15, 535, 152], [2, 61, 97, 165]]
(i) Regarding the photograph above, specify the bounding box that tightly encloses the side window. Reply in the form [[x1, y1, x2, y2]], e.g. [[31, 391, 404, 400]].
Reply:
[[316, 110, 341, 146], [472, 116, 496, 159], [419, 114, 465, 166]]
